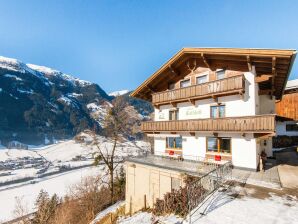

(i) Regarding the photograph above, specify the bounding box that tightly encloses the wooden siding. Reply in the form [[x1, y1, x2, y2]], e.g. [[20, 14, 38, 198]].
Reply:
[[152, 75, 244, 105], [276, 92, 298, 120], [141, 114, 276, 133]]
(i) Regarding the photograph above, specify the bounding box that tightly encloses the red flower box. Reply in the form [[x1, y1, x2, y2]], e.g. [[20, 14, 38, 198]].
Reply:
[[215, 155, 221, 161]]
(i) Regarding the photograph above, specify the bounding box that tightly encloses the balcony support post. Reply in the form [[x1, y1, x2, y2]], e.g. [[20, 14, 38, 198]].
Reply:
[[247, 55, 252, 72]]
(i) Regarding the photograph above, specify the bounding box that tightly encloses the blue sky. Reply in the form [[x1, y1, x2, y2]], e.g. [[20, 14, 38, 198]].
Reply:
[[0, 0, 297, 93]]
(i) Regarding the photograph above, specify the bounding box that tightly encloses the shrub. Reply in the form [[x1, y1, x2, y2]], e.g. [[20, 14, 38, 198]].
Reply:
[[153, 175, 204, 217]]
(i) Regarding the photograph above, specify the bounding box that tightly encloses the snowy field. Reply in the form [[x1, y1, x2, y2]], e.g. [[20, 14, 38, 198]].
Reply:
[[0, 137, 149, 184], [118, 184, 298, 224], [0, 166, 103, 222], [0, 137, 150, 222]]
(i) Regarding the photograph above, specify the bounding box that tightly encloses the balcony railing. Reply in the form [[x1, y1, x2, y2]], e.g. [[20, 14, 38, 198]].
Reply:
[[152, 75, 245, 105], [141, 114, 276, 133]]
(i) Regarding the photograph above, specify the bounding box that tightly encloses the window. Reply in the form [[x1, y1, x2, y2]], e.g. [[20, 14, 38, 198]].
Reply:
[[169, 109, 179, 121], [168, 83, 175, 90], [207, 137, 231, 154], [166, 137, 182, 149], [210, 105, 225, 118], [180, 79, 190, 88], [286, 124, 298, 131], [196, 75, 207, 84], [171, 177, 181, 191], [207, 137, 218, 152], [216, 70, 225, 80]]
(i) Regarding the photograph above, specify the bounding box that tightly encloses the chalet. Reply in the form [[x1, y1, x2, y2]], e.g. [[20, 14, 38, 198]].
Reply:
[[125, 48, 296, 213], [276, 79, 298, 136]]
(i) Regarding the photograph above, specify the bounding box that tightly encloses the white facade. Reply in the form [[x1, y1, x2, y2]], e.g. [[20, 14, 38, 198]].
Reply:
[[276, 121, 298, 136], [152, 69, 276, 171]]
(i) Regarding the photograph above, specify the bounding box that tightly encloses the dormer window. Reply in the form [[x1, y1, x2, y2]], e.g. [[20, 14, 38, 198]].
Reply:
[[216, 69, 225, 80], [180, 79, 190, 88]]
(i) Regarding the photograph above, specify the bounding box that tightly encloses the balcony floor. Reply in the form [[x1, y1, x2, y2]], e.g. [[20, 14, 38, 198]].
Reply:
[[126, 154, 227, 177]]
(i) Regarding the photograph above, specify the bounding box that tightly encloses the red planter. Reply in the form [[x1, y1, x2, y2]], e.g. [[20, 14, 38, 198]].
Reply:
[[215, 155, 221, 161]]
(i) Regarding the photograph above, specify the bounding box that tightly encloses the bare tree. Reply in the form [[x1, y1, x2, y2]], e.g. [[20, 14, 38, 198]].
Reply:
[[93, 96, 137, 203], [13, 196, 31, 224]]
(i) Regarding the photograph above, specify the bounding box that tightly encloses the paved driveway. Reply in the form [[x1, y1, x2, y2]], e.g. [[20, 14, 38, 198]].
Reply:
[[276, 151, 298, 189]]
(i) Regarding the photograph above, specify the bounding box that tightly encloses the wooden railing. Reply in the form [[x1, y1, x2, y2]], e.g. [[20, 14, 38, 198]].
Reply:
[[152, 75, 245, 105], [141, 114, 276, 133]]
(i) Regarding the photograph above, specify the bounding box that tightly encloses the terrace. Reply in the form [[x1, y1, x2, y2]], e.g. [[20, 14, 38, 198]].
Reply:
[[126, 153, 230, 177]]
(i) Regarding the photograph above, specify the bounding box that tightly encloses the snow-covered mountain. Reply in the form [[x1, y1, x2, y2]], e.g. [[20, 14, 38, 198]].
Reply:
[[0, 56, 111, 145], [109, 89, 129, 97], [0, 56, 153, 145]]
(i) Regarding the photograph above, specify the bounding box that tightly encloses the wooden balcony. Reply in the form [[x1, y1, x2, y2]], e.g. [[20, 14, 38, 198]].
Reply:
[[141, 114, 276, 134], [152, 75, 245, 106]]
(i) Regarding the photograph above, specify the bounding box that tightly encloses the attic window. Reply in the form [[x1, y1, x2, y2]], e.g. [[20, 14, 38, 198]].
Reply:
[[180, 79, 190, 88]]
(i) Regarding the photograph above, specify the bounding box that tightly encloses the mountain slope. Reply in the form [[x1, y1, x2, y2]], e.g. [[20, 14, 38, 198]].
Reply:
[[0, 56, 153, 146], [0, 56, 112, 144]]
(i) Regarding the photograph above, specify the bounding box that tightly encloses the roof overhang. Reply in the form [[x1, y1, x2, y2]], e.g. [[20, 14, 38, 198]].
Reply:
[[131, 48, 297, 101]]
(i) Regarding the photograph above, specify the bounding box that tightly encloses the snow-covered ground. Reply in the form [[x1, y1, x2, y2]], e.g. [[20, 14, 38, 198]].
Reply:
[[0, 166, 104, 222], [91, 201, 125, 224], [0, 137, 150, 184], [117, 184, 298, 224], [118, 212, 183, 224]]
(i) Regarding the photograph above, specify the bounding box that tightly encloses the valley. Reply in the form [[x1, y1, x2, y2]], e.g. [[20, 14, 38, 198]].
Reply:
[[0, 138, 150, 222]]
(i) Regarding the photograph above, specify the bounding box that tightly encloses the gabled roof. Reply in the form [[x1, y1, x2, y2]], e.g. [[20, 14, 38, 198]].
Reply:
[[131, 48, 296, 101]]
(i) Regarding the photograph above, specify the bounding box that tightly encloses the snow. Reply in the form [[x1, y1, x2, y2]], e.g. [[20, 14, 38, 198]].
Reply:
[[57, 96, 79, 108], [0, 56, 92, 89], [27, 63, 92, 87], [0, 166, 104, 222], [87, 102, 110, 126], [17, 88, 34, 94], [0, 56, 45, 81], [91, 201, 125, 224], [3, 74, 22, 81], [189, 190, 298, 224], [109, 90, 129, 97], [0, 56, 25, 73], [0, 149, 39, 162], [67, 92, 83, 98], [118, 212, 183, 224], [26, 64, 60, 76], [119, 187, 298, 224]]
